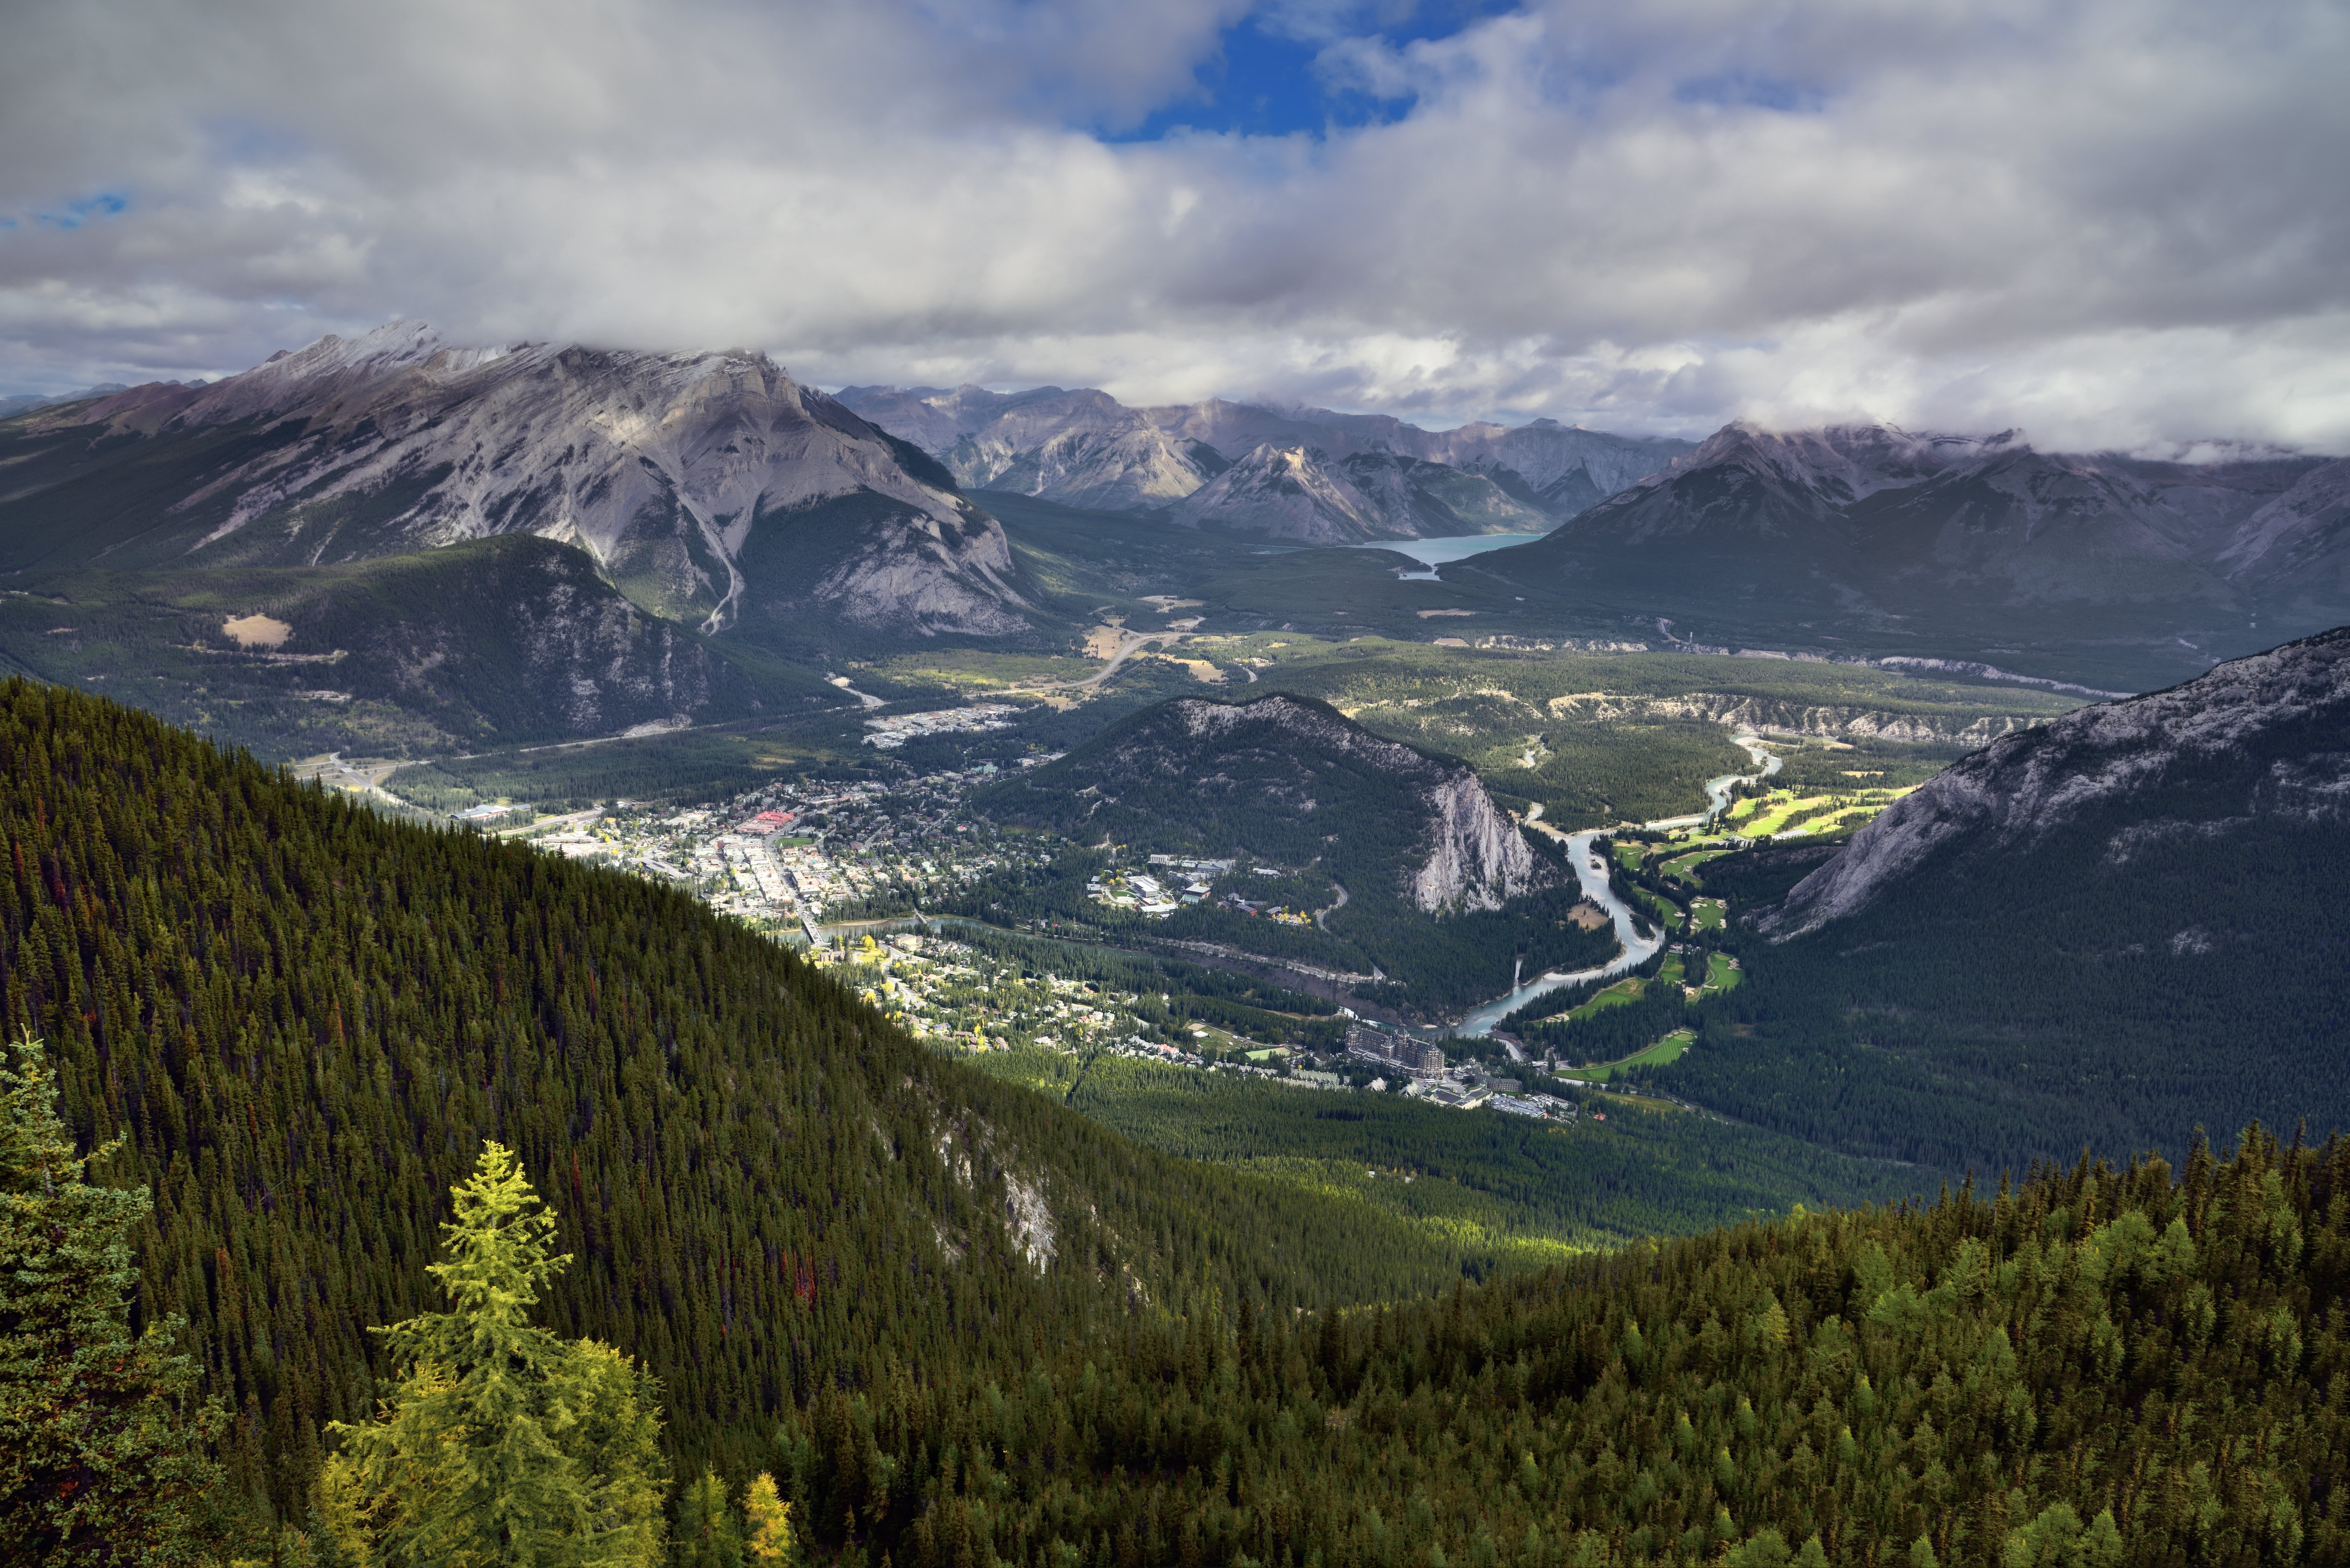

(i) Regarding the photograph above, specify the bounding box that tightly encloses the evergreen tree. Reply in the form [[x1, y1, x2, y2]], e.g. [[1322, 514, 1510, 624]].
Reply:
[[0, 1033, 226, 1565], [318, 1142, 667, 1568], [673, 1471, 745, 1568], [741, 1475, 790, 1568]]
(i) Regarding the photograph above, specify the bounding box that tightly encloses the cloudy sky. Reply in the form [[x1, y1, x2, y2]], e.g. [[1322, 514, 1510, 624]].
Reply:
[[4, 0, 2346, 448]]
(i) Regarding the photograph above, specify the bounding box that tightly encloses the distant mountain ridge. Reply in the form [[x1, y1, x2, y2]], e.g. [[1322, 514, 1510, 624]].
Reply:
[[833, 382, 1691, 539], [0, 323, 1039, 646], [1165, 445, 1547, 544], [1469, 418, 2346, 687]]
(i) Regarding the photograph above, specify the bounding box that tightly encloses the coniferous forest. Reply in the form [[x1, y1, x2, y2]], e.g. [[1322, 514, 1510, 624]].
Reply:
[[4, 678, 2348, 1566]]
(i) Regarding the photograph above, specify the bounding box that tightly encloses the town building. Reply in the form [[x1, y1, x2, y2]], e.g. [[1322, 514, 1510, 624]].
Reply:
[[1343, 1022, 1444, 1079]]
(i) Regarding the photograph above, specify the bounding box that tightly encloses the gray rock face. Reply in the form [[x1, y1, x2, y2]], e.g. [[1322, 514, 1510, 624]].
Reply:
[[1168, 444, 1384, 542], [1767, 626, 2350, 936], [1407, 770, 1545, 913], [2215, 459, 2350, 612], [833, 384, 1691, 523], [1163, 443, 1546, 542], [833, 384, 1218, 509], [26, 323, 1031, 639]]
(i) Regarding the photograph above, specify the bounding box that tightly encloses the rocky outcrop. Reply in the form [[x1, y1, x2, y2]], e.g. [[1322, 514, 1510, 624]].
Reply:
[[1164, 695, 1543, 910], [1766, 626, 2350, 936], [12, 323, 1034, 640], [997, 692, 1550, 914], [1408, 771, 1543, 913]]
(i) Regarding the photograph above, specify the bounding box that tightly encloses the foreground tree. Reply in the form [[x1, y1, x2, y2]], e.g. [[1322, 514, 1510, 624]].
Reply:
[[319, 1141, 668, 1568], [0, 1034, 227, 1564]]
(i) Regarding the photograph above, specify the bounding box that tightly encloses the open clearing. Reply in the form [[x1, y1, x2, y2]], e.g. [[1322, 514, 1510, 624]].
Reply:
[[1558, 1028, 1697, 1083]]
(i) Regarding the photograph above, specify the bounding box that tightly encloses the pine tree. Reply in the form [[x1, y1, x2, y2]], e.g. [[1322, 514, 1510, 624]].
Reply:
[[0, 1033, 227, 1564], [673, 1471, 745, 1568], [742, 1475, 791, 1567], [317, 1141, 668, 1568]]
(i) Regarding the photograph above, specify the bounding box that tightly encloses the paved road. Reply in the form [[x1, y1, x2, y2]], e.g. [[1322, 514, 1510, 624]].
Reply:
[[1009, 628, 1189, 695]]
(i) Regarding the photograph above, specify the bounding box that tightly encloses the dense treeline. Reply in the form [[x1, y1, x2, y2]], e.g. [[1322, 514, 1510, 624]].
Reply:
[[774, 1129, 2347, 1568], [1017, 1050, 1924, 1249], [1666, 794, 2350, 1173], [0, 679, 1489, 1529], [1522, 976, 1687, 1065]]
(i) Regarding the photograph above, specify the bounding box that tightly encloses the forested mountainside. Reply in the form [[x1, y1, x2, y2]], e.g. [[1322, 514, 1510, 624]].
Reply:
[[0, 678, 1496, 1527], [789, 1132, 2348, 1568], [1472, 422, 2339, 691], [977, 693, 1617, 1013], [11, 679, 2350, 1568], [1656, 628, 2350, 1174], [0, 535, 844, 757]]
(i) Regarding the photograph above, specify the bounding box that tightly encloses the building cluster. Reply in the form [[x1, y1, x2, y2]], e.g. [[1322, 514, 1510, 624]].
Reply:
[[1087, 864, 1211, 916], [1343, 1022, 1445, 1080], [860, 704, 1024, 749]]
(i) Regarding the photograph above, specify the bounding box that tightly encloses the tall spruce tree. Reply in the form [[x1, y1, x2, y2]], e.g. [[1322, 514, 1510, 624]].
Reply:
[[0, 1033, 226, 1565], [318, 1142, 667, 1568]]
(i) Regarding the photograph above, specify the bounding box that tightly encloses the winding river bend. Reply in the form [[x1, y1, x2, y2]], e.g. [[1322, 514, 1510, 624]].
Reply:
[[1452, 828, 1663, 1037], [1450, 733, 1785, 1038]]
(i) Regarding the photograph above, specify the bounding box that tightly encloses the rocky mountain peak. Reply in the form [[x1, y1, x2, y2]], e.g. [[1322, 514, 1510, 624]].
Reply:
[[6, 324, 1035, 644]]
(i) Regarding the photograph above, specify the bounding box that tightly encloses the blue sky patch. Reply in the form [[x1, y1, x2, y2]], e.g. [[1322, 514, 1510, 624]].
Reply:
[[34, 192, 130, 230], [1105, 1, 1518, 141]]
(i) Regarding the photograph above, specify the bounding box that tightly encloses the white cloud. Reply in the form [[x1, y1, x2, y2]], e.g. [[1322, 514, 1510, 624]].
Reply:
[[1, 0, 2344, 449]]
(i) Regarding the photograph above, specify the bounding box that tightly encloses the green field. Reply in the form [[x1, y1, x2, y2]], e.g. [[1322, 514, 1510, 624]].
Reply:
[[1660, 847, 1734, 883], [1691, 896, 1727, 931], [1555, 1027, 1699, 1083], [1564, 976, 1646, 1019]]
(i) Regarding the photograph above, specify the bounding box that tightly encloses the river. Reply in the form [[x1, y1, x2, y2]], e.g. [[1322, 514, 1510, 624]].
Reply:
[[1450, 827, 1664, 1037], [1450, 732, 1784, 1037], [1643, 731, 1783, 831]]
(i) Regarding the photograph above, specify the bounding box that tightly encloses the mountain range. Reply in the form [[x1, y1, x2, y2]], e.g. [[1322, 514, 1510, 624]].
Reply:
[[1463, 420, 2350, 687], [834, 382, 1691, 540], [0, 322, 1035, 648]]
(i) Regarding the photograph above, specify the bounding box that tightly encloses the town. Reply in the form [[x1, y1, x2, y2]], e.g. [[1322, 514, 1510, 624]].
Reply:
[[474, 759, 1603, 1124]]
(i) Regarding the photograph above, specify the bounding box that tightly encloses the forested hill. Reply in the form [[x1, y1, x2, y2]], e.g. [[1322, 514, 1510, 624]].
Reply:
[[10, 676, 2349, 1567], [0, 677, 1491, 1524], [1663, 627, 2350, 1174]]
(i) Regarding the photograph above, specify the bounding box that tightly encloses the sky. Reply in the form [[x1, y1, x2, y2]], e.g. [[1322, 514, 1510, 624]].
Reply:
[[3, 0, 2346, 449]]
